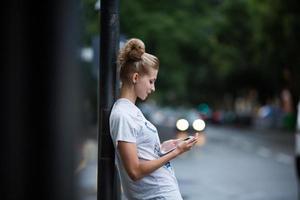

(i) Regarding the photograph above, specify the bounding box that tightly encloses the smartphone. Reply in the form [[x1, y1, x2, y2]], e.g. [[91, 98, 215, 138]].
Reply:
[[183, 136, 195, 141]]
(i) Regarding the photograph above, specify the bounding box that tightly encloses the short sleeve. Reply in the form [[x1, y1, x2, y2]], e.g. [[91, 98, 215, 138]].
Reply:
[[110, 112, 138, 147]]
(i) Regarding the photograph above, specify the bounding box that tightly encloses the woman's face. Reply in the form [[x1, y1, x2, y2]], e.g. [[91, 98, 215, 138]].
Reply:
[[134, 68, 158, 100]]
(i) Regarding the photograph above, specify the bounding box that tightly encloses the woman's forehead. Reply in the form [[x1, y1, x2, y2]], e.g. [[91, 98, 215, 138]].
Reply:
[[147, 68, 158, 78]]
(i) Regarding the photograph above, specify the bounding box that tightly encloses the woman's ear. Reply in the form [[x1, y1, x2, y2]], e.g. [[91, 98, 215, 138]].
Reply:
[[132, 73, 139, 84]]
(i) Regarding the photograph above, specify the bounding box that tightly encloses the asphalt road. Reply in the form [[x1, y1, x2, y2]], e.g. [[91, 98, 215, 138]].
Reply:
[[169, 125, 298, 200]]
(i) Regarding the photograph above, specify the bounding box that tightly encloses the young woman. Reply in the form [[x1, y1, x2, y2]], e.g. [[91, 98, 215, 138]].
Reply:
[[109, 38, 198, 200]]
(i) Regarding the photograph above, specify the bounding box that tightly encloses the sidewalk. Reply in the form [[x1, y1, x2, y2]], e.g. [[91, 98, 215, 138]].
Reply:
[[76, 139, 98, 200]]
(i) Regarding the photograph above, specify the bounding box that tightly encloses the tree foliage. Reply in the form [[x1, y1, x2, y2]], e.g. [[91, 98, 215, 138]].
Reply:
[[81, 0, 300, 108], [119, 0, 300, 107]]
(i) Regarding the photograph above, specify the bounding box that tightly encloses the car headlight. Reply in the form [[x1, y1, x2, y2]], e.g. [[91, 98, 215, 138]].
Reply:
[[176, 119, 189, 131], [192, 119, 205, 132]]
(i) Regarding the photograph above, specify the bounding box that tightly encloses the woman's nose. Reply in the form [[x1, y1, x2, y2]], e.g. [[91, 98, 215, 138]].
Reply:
[[151, 85, 155, 92]]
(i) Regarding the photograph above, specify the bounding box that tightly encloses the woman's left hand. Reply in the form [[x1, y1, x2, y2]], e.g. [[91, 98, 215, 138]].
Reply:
[[160, 139, 181, 153]]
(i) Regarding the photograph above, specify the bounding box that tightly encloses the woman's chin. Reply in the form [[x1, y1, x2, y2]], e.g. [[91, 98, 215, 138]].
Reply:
[[140, 95, 148, 101]]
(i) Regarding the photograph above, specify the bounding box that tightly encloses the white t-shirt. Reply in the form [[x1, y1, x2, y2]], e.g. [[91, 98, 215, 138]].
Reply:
[[109, 98, 183, 200]]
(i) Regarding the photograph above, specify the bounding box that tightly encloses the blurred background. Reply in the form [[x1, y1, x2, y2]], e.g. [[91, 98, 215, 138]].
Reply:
[[3, 0, 299, 200], [78, 0, 300, 131], [77, 0, 300, 199]]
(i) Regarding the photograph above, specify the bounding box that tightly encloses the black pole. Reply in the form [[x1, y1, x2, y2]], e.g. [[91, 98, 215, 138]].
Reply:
[[98, 0, 119, 199]]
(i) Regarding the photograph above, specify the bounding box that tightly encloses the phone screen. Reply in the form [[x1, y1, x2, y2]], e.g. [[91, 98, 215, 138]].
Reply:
[[183, 136, 194, 141]]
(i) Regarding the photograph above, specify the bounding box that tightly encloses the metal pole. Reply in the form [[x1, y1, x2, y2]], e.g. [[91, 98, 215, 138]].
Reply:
[[98, 0, 119, 199]]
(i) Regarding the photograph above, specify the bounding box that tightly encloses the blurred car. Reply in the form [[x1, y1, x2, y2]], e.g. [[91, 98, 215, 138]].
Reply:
[[139, 103, 205, 133], [174, 108, 206, 133], [197, 103, 212, 121], [139, 103, 179, 128]]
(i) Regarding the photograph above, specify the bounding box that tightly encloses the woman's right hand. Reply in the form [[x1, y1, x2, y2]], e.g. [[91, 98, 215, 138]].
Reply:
[[174, 133, 199, 156]]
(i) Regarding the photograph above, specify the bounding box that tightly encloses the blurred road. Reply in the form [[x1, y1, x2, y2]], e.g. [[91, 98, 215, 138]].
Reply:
[[77, 125, 298, 200], [170, 125, 298, 200]]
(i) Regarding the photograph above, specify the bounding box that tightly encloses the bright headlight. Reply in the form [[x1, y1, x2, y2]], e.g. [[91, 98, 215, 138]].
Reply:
[[192, 119, 205, 131], [176, 119, 189, 131]]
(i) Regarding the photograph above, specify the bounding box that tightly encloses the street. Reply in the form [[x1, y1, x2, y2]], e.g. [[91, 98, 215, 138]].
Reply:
[[78, 125, 298, 200], [171, 125, 298, 200]]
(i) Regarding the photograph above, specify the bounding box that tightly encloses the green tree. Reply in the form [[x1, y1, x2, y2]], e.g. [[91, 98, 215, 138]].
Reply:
[[80, 0, 300, 109]]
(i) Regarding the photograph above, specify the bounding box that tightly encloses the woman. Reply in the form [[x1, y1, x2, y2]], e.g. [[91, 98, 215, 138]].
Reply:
[[109, 38, 198, 200]]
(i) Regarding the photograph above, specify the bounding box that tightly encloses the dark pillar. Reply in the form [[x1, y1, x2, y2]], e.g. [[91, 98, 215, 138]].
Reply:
[[97, 0, 120, 199], [2, 0, 80, 200]]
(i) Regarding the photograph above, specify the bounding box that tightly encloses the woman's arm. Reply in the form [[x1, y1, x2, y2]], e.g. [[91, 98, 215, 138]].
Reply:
[[118, 136, 197, 181]]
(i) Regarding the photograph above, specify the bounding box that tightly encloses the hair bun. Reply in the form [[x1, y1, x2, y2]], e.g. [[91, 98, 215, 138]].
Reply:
[[124, 38, 145, 61], [126, 38, 145, 61], [117, 38, 146, 68]]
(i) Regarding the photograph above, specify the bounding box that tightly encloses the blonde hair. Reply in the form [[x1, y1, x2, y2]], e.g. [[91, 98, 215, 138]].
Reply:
[[117, 38, 159, 84]]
